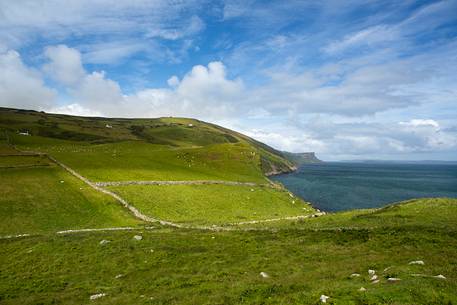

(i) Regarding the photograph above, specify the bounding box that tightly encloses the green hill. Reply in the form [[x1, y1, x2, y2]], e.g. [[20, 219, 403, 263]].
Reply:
[[0, 107, 308, 230]]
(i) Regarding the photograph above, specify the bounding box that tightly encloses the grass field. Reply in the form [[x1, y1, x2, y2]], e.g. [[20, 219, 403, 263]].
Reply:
[[1, 198, 456, 305], [108, 184, 314, 225], [0, 165, 143, 235], [0, 155, 50, 167]]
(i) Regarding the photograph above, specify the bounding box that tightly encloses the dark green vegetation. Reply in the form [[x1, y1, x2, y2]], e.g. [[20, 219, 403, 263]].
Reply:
[[0, 107, 456, 304], [1, 198, 456, 304]]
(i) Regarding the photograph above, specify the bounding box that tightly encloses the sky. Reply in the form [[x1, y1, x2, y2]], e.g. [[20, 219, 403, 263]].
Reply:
[[0, 0, 456, 161]]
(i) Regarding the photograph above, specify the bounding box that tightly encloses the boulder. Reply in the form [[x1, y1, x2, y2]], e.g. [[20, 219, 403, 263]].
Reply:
[[320, 295, 330, 303], [133, 235, 143, 241], [408, 260, 425, 265], [387, 277, 401, 282], [90, 293, 106, 300], [260, 272, 269, 278], [99, 240, 110, 245]]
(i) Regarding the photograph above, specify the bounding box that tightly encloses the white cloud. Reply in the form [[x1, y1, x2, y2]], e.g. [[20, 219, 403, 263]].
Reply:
[[48, 103, 103, 117], [0, 50, 56, 110], [399, 119, 439, 129], [43, 45, 86, 85]]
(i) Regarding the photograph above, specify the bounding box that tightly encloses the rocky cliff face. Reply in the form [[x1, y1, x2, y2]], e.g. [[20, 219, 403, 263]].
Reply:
[[282, 152, 323, 167]]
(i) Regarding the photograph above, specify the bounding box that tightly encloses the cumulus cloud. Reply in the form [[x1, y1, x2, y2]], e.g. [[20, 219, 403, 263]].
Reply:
[[43, 45, 86, 85], [0, 50, 56, 110], [39, 46, 244, 120]]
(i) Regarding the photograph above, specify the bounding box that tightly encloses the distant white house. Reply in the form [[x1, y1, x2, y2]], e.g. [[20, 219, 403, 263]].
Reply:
[[18, 131, 30, 136], [105, 124, 113, 128]]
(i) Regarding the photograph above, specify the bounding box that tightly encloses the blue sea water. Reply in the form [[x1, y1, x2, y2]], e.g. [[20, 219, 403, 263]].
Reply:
[[272, 162, 457, 212]]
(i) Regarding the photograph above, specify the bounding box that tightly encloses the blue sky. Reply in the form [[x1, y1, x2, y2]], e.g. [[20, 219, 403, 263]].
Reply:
[[1, 0, 456, 160]]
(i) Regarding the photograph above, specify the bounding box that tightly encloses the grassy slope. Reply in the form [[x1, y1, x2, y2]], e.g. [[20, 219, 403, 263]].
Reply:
[[108, 184, 314, 225], [12, 138, 267, 182], [1, 198, 456, 305], [0, 107, 294, 179], [0, 164, 142, 235]]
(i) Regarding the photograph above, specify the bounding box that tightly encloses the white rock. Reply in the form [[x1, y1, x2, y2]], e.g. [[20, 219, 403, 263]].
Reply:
[[372, 279, 380, 284], [370, 275, 378, 281], [320, 295, 330, 303], [408, 260, 425, 265], [99, 239, 110, 245], [260, 272, 269, 278], [211, 236, 215, 239], [368, 269, 376, 275], [90, 293, 106, 300], [359, 287, 366, 292], [434, 274, 446, 279], [350, 273, 361, 277], [115, 274, 124, 279], [60, 180, 64, 183], [289, 193, 294, 198], [383, 266, 392, 272], [133, 235, 143, 240], [387, 277, 401, 282]]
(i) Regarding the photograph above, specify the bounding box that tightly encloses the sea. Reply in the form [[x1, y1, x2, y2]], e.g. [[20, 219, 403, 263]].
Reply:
[[271, 162, 457, 212]]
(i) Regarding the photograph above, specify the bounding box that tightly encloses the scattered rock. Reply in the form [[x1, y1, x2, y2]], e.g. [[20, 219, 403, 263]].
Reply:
[[370, 275, 378, 281], [387, 277, 401, 282], [289, 193, 294, 198], [372, 280, 380, 284], [434, 274, 446, 279], [409, 260, 425, 265], [99, 239, 110, 245], [260, 272, 269, 278], [115, 274, 124, 279], [368, 269, 376, 275], [383, 266, 392, 272], [211, 236, 215, 239], [133, 235, 142, 241], [359, 287, 366, 292], [90, 293, 106, 300], [60, 180, 64, 183], [320, 295, 330, 303], [350, 273, 361, 277], [150, 249, 154, 253], [250, 189, 254, 192]]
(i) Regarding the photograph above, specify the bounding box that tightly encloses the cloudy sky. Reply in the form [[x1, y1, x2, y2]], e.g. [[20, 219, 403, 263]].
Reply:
[[1, 0, 456, 160]]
